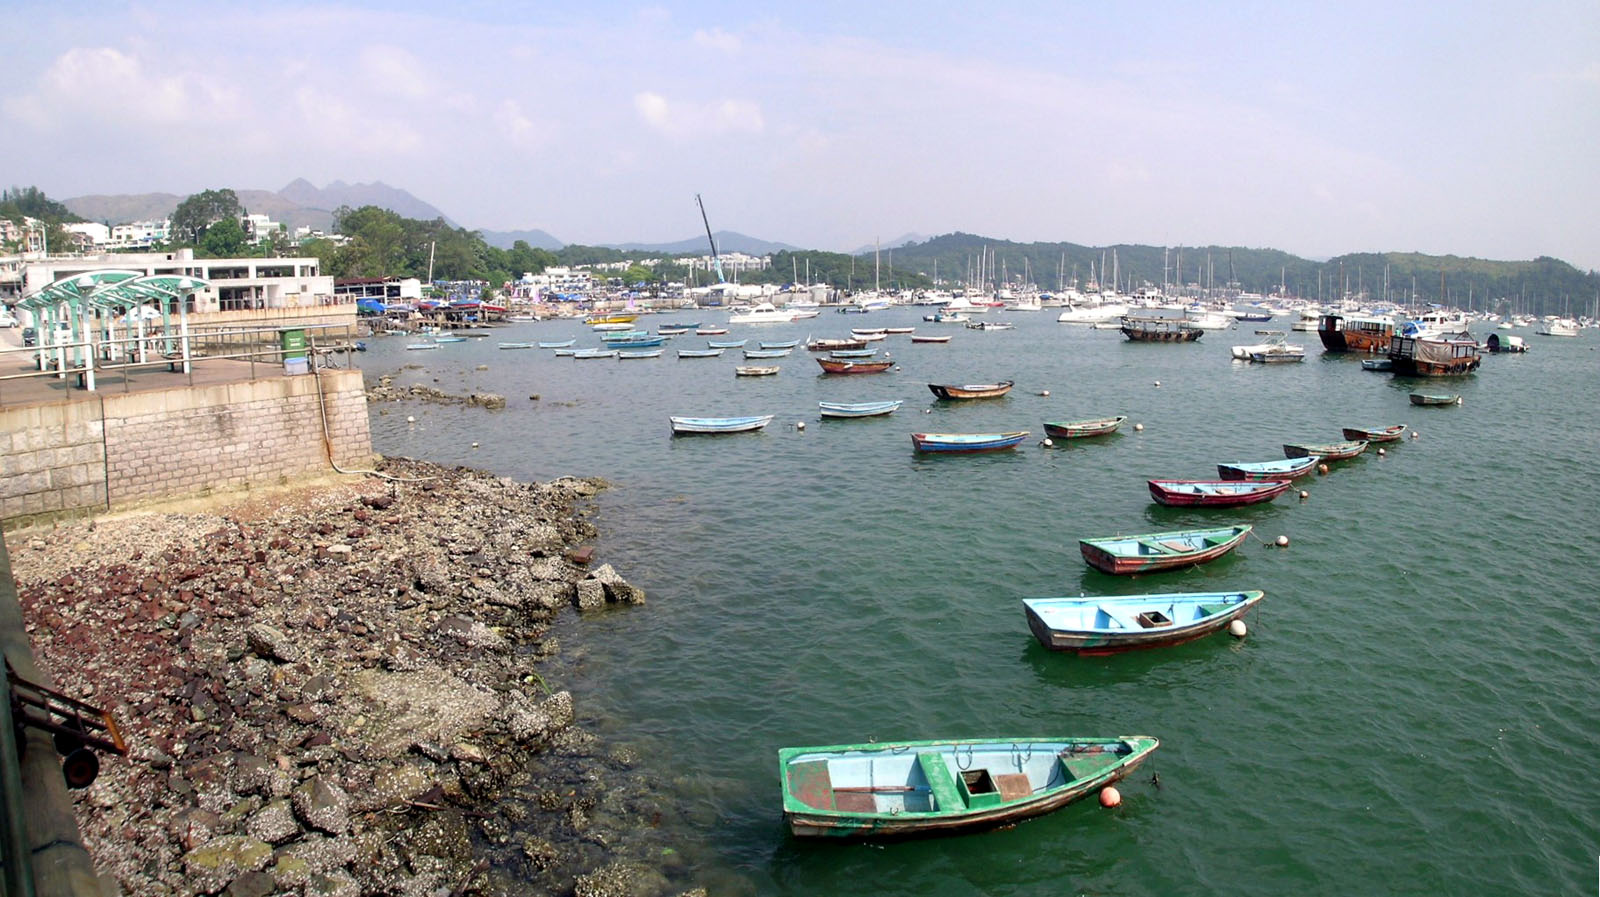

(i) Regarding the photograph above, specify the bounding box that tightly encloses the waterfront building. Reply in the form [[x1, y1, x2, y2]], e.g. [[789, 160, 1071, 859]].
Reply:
[[10, 249, 338, 316]]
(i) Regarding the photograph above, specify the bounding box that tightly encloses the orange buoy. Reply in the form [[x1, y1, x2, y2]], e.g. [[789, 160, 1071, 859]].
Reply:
[[1317, 463, 1330, 475], [1099, 786, 1122, 808]]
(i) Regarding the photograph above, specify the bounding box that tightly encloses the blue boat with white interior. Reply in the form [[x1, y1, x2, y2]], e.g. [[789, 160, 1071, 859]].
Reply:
[[818, 400, 903, 419]]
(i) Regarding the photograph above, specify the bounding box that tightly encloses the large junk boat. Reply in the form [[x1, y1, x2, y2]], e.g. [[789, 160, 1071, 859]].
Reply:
[[1387, 333, 1481, 376], [1318, 314, 1395, 353], [1120, 316, 1203, 342]]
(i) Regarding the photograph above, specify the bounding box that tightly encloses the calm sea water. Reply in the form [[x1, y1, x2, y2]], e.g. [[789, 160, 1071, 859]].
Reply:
[[360, 312, 1599, 896]]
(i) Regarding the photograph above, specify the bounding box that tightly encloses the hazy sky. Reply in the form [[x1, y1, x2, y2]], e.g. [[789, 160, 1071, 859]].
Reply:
[[5, 1, 1597, 268]]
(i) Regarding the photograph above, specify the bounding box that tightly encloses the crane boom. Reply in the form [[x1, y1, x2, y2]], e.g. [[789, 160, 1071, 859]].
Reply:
[[695, 194, 726, 284]]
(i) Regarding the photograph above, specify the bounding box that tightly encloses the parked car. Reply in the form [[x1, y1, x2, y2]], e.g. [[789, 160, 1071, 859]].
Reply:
[[0, 308, 17, 327]]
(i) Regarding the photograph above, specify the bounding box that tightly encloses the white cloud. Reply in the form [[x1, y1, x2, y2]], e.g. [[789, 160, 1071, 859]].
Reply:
[[3, 46, 241, 130], [498, 99, 545, 151], [633, 91, 764, 138], [359, 45, 434, 101], [693, 28, 741, 53]]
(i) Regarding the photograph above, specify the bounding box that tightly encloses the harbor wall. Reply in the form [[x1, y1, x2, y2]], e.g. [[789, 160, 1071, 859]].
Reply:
[[0, 369, 372, 529]]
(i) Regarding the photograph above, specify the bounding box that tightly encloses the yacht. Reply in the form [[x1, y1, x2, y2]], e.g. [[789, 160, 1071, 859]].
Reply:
[[1537, 318, 1579, 337], [728, 302, 798, 324]]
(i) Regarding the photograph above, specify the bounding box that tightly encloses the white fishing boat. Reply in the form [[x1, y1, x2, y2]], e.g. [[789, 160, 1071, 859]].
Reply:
[[1537, 318, 1579, 337], [728, 302, 798, 324], [1056, 302, 1129, 324]]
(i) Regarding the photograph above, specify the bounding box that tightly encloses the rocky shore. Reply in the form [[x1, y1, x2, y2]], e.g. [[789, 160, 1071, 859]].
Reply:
[[8, 458, 704, 897]]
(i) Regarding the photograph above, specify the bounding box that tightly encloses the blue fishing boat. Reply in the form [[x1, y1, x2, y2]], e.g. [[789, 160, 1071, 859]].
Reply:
[[676, 348, 725, 358], [405, 343, 438, 351], [911, 431, 1030, 453], [1216, 456, 1319, 481], [669, 415, 775, 434], [830, 348, 879, 358], [538, 339, 576, 349], [497, 342, 534, 350], [656, 327, 691, 336], [433, 335, 466, 343], [708, 339, 748, 349], [552, 348, 579, 356], [743, 348, 793, 359], [616, 348, 663, 359], [599, 330, 649, 342], [572, 348, 618, 359], [1023, 591, 1265, 654], [819, 400, 903, 419], [1079, 525, 1252, 575], [760, 339, 801, 349], [607, 336, 667, 349], [780, 736, 1159, 839]]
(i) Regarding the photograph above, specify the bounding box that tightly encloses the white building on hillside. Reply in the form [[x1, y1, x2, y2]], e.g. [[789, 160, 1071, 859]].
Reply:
[[63, 222, 111, 250], [684, 251, 770, 275], [110, 219, 170, 249]]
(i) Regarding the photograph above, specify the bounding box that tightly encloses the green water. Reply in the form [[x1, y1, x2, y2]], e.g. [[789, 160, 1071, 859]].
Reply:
[[364, 314, 1599, 895]]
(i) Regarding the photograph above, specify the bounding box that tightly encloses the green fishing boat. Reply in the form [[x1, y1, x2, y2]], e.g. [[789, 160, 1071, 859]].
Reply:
[[780, 736, 1159, 839]]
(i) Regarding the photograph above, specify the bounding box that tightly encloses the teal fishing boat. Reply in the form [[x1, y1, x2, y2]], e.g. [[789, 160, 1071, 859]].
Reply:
[[1023, 591, 1264, 654], [779, 736, 1159, 839], [1079, 525, 1252, 574]]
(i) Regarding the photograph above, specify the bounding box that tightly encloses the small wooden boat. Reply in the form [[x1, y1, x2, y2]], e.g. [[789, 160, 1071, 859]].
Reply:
[[1341, 425, 1407, 443], [923, 310, 969, 323], [817, 358, 894, 374], [432, 335, 465, 343], [819, 400, 902, 419], [1361, 358, 1394, 371], [856, 331, 888, 341], [911, 431, 1030, 453], [1042, 416, 1126, 439], [735, 365, 780, 376], [850, 328, 887, 337], [1079, 525, 1252, 575], [743, 348, 793, 359], [928, 380, 1014, 400], [1283, 440, 1367, 461], [676, 348, 725, 358], [807, 338, 867, 351], [1147, 479, 1292, 507], [1121, 316, 1203, 342], [911, 335, 953, 344], [538, 339, 576, 349], [607, 336, 667, 348], [498, 342, 534, 349], [697, 327, 730, 336], [1024, 591, 1265, 654], [669, 415, 774, 434], [707, 339, 748, 348], [617, 348, 663, 359], [591, 322, 636, 332], [552, 348, 579, 357], [572, 348, 618, 359], [830, 348, 879, 358], [884, 327, 916, 334], [1410, 392, 1460, 406], [656, 327, 691, 336], [1249, 344, 1305, 363], [1216, 456, 1319, 481], [405, 343, 438, 350], [780, 736, 1159, 839], [965, 321, 1015, 331], [760, 339, 801, 350]]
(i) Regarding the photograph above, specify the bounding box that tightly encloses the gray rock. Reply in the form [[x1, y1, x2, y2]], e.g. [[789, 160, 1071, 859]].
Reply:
[[224, 870, 275, 897], [305, 869, 359, 897], [504, 690, 574, 743], [291, 775, 350, 834], [361, 763, 431, 810], [604, 581, 646, 605], [278, 834, 356, 876], [574, 861, 671, 897], [245, 799, 300, 844], [434, 614, 508, 651], [586, 563, 624, 586], [449, 742, 487, 764], [183, 835, 274, 895], [171, 808, 223, 851], [540, 691, 575, 730], [270, 854, 312, 890], [574, 579, 606, 611], [245, 624, 300, 663], [468, 392, 506, 409], [300, 674, 334, 703]]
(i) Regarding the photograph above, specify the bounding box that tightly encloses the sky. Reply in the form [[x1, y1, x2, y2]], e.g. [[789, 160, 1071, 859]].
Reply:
[[3, 1, 1598, 269]]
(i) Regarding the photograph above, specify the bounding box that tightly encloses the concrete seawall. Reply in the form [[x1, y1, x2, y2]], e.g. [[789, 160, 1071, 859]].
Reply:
[[0, 369, 373, 529]]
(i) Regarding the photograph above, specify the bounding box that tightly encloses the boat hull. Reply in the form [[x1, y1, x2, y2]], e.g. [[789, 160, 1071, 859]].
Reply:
[[817, 358, 893, 374], [1217, 457, 1320, 481], [1409, 393, 1459, 406], [781, 737, 1158, 839], [911, 432, 1029, 453], [819, 401, 902, 419], [669, 415, 774, 434], [1147, 479, 1291, 507], [1283, 441, 1367, 461], [1341, 425, 1406, 443], [928, 380, 1014, 400], [1079, 525, 1251, 575], [1023, 591, 1265, 654], [1042, 416, 1126, 438]]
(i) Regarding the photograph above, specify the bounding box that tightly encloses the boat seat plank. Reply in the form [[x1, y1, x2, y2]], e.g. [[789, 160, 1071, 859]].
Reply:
[[994, 773, 1032, 802], [917, 753, 966, 812], [787, 759, 836, 811], [1157, 540, 1193, 553], [832, 790, 878, 813]]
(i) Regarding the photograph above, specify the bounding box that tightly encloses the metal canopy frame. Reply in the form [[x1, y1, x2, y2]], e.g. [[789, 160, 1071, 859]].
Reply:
[[15, 272, 210, 389]]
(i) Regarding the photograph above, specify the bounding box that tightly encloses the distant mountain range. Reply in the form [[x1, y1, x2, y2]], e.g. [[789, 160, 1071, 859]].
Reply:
[[479, 229, 565, 251], [849, 233, 929, 255], [599, 231, 801, 256], [63, 179, 454, 233]]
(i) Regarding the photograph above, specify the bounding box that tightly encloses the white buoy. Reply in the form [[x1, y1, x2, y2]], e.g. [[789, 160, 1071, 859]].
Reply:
[[1298, 490, 1309, 500], [796, 421, 806, 430], [1377, 447, 1386, 456], [1276, 535, 1290, 547], [1040, 390, 1050, 397], [406, 415, 416, 423], [1411, 431, 1420, 439], [1456, 397, 1463, 405], [1042, 438, 1054, 447], [924, 408, 932, 414], [471, 442, 479, 449], [1153, 380, 1161, 387], [1134, 423, 1144, 432], [1229, 619, 1248, 638]]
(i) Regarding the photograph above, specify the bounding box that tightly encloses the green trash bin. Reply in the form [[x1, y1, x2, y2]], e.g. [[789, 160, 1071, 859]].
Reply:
[[280, 328, 308, 375]]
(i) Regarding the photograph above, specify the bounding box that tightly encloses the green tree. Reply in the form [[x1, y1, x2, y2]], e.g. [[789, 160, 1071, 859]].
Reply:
[[199, 217, 247, 257], [622, 263, 654, 284], [171, 188, 242, 245]]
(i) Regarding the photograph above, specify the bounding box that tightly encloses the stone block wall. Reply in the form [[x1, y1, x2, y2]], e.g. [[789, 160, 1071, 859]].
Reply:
[[0, 370, 372, 529]]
